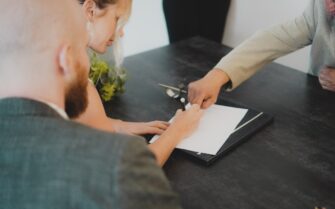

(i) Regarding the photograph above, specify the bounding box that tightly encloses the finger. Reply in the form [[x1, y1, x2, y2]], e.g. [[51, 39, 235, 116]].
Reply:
[[320, 68, 335, 82], [146, 127, 165, 135], [322, 69, 335, 83], [319, 72, 326, 80], [137, 126, 165, 135], [319, 75, 331, 85], [187, 84, 196, 103], [192, 96, 205, 107], [319, 73, 331, 83], [152, 121, 169, 130], [157, 120, 170, 124], [202, 97, 216, 109], [322, 85, 332, 91], [156, 121, 170, 128], [321, 82, 335, 91], [189, 103, 200, 111], [188, 82, 203, 104], [188, 86, 206, 106], [321, 83, 335, 91], [319, 69, 327, 79], [319, 78, 331, 87]]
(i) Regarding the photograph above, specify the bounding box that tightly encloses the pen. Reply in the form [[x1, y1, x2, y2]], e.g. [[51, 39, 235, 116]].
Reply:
[[159, 83, 188, 93], [179, 97, 186, 111], [166, 89, 186, 111]]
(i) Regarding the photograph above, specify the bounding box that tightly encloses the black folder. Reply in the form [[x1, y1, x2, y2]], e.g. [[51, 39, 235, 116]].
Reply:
[[179, 99, 273, 166]]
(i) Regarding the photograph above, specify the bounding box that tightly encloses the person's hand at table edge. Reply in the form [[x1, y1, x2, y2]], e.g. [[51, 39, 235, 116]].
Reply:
[[319, 67, 335, 92]]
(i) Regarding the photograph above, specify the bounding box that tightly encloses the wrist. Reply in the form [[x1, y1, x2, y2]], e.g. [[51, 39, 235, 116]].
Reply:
[[164, 124, 185, 143], [206, 68, 231, 87]]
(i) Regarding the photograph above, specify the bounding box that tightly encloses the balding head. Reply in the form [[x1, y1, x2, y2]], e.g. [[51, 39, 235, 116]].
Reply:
[[0, 0, 91, 118], [0, 0, 87, 57]]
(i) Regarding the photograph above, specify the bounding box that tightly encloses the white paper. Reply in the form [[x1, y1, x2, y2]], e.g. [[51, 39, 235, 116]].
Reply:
[[150, 104, 248, 155]]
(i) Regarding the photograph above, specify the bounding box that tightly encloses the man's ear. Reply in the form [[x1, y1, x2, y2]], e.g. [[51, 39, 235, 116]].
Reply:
[[58, 45, 75, 80], [82, 0, 97, 21]]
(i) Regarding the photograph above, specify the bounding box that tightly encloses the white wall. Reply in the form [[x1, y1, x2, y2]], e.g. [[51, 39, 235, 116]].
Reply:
[[223, 0, 310, 73], [123, 0, 169, 56], [123, 0, 311, 73]]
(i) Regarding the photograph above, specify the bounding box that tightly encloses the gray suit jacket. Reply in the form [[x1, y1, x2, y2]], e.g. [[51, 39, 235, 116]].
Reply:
[[0, 98, 182, 209]]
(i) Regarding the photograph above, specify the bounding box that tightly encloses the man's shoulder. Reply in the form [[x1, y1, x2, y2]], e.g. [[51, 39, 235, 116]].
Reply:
[[0, 112, 181, 209], [55, 121, 181, 209]]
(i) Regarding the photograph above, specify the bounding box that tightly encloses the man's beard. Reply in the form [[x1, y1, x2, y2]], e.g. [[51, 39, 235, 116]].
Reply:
[[64, 66, 89, 119]]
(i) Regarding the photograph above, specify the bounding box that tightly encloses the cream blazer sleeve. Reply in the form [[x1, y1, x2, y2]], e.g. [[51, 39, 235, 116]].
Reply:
[[216, 0, 317, 89]]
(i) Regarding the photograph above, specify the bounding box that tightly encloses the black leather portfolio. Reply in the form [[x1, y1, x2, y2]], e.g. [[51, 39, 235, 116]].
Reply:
[[179, 99, 273, 166]]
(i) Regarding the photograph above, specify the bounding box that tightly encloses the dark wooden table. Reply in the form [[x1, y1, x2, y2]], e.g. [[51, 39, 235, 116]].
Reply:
[[105, 37, 335, 209]]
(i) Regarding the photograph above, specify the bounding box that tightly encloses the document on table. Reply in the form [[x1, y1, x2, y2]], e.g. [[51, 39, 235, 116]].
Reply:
[[150, 104, 248, 155]]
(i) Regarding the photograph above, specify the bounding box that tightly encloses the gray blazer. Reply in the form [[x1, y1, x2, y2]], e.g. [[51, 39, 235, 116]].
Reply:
[[0, 98, 182, 209]]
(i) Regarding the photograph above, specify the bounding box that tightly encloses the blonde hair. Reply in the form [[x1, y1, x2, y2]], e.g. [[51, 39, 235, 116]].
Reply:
[[95, 0, 132, 70]]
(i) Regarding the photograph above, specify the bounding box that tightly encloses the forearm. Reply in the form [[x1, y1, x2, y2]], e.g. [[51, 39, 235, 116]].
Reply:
[[75, 81, 121, 132], [77, 113, 120, 133], [148, 128, 183, 167], [217, 31, 303, 89], [217, 8, 315, 89]]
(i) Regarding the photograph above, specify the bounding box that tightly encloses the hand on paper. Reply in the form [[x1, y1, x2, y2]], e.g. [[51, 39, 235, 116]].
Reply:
[[113, 120, 170, 136], [188, 68, 230, 109], [168, 104, 203, 140]]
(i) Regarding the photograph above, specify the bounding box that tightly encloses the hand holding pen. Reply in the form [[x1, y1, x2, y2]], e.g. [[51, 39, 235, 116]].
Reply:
[[159, 83, 187, 111], [166, 88, 186, 111]]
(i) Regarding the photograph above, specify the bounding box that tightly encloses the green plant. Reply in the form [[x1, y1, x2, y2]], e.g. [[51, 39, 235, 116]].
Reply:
[[89, 53, 127, 102]]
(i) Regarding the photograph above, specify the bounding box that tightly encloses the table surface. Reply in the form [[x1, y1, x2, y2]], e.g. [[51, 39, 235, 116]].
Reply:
[[105, 37, 335, 209]]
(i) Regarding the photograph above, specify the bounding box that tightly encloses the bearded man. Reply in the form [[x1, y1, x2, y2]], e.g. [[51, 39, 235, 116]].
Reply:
[[0, 0, 182, 208]]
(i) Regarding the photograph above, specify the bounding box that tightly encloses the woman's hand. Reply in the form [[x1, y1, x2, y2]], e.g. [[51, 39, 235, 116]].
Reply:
[[148, 104, 203, 166], [168, 104, 203, 141], [319, 67, 335, 92], [113, 120, 170, 136]]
